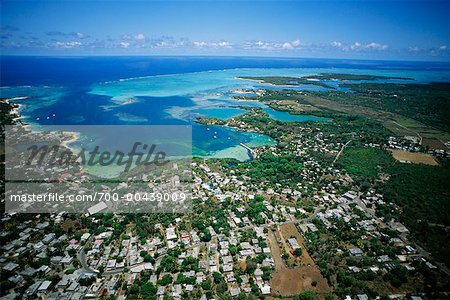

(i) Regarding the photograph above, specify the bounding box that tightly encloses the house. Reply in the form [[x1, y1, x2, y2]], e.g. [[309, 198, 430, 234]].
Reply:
[[61, 255, 73, 266], [357, 294, 369, 300], [343, 191, 357, 201], [260, 284, 271, 295], [157, 286, 165, 296], [287, 238, 300, 250], [37, 280, 52, 294], [172, 284, 182, 298], [2, 262, 19, 272], [81, 233, 91, 242], [230, 287, 241, 297], [349, 247, 363, 257], [24, 281, 41, 298], [37, 265, 51, 275], [51, 256, 63, 265], [42, 233, 56, 244], [166, 227, 177, 240], [87, 201, 108, 215], [57, 277, 70, 289], [67, 281, 80, 292], [34, 242, 45, 252]]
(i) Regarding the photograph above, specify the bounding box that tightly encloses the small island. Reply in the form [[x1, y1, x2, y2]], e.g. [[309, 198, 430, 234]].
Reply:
[[302, 73, 414, 81], [237, 73, 414, 90], [237, 76, 334, 89], [194, 117, 227, 125]]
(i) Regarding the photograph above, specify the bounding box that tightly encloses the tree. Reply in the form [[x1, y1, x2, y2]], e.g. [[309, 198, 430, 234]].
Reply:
[[68, 248, 77, 257], [158, 274, 173, 286], [141, 282, 157, 299], [246, 258, 257, 274], [144, 254, 154, 263], [79, 276, 96, 286], [201, 279, 212, 290], [294, 291, 317, 300], [293, 248, 303, 257], [200, 229, 211, 242], [213, 272, 223, 284]]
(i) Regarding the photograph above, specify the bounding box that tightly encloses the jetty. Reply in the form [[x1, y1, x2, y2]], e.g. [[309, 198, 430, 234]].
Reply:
[[239, 143, 258, 159]]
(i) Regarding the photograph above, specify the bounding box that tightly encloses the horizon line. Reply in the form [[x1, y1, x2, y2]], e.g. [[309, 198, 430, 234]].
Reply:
[[1, 54, 450, 64]]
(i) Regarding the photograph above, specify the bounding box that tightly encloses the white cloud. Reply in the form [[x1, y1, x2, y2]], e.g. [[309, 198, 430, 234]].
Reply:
[[245, 39, 305, 51], [282, 42, 294, 49], [291, 39, 301, 47], [120, 42, 130, 48], [344, 41, 388, 51], [135, 33, 145, 41], [349, 42, 362, 50], [51, 41, 82, 49], [252, 41, 272, 50], [408, 46, 420, 52], [281, 39, 303, 50], [331, 41, 342, 48], [193, 41, 207, 48], [76, 32, 85, 39], [213, 41, 232, 48], [154, 39, 186, 48], [193, 41, 232, 48], [365, 42, 388, 50], [439, 45, 448, 51]]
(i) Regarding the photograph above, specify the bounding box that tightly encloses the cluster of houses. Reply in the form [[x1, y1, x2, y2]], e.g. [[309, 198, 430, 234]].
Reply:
[[386, 136, 449, 157], [1, 101, 446, 299]]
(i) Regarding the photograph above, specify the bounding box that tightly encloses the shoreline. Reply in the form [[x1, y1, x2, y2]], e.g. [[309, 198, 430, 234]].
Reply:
[[3, 97, 29, 123], [3, 96, 83, 158]]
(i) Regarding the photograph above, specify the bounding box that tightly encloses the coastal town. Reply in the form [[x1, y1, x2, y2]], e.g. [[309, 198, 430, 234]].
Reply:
[[1, 84, 449, 300], [1, 0, 450, 298]]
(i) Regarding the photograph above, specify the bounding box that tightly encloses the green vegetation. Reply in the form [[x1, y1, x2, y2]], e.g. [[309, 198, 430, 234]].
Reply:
[[303, 73, 412, 81], [237, 74, 413, 92], [294, 291, 318, 300], [337, 147, 395, 187], [332, 82, 450, 133], [338, 146, 450, 266], [195, 117, 226, 125], [382, 161, 450, 266], [0, 99, 20, 126], [238, 76, 334, 89], [293, 247, 303, 257], [236, 152, 304, 186]]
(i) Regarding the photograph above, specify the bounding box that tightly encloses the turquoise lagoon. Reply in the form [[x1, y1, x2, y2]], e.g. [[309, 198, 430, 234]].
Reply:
[[5, 66, 449, 162]]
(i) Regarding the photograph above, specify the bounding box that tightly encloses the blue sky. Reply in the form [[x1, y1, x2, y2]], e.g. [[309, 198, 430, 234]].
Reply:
[[1, 0, 449, 60]]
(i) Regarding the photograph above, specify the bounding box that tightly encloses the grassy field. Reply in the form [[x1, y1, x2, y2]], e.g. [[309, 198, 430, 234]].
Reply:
[[340, 82, 450, 133], [269, 224, 331, 298], [390, 150, 438, 165], [300, 92, 450, 146]]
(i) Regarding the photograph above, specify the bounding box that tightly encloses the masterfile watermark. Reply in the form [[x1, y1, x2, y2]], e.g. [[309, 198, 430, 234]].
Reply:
[[4, 125, 193, 214], [26, 142, 169, 173]]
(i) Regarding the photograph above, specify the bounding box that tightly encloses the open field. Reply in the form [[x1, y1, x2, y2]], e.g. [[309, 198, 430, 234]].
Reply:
[[267, 99, 319, 113], [390, 150, 438, 165], [299, 93, 450, 145], [268, 223, 331, 298], [422, 137, 448, 150]]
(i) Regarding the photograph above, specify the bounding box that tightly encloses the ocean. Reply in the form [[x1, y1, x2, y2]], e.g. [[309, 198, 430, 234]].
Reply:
[[2, 56, 450, 161]]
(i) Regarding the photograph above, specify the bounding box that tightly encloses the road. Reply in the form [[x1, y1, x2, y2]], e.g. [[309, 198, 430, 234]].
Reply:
[[78, 234, 97, 274], [392, 121, 422, 145], [332, 139, 352, 165], [78, 236, 205, 276]]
